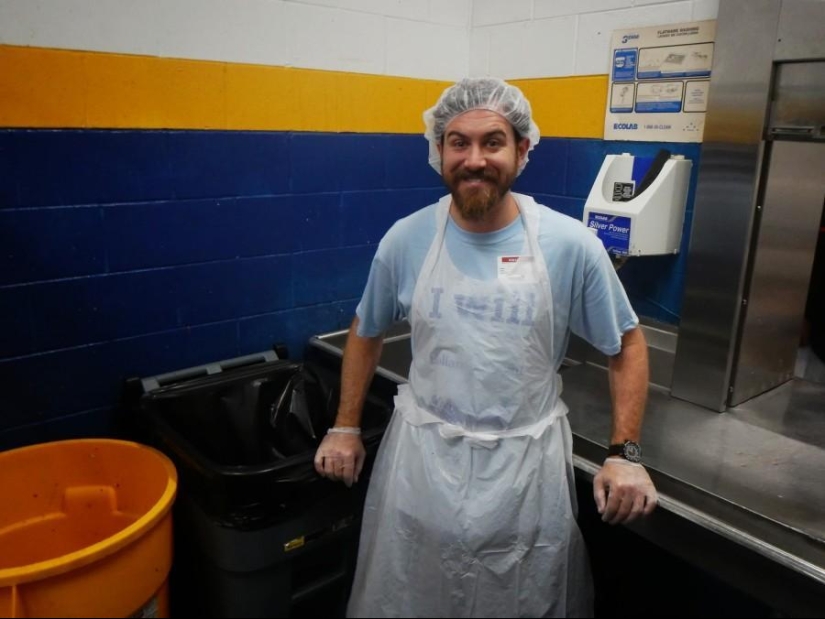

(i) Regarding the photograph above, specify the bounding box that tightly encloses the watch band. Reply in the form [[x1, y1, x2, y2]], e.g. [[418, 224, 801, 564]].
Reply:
[[607, 443, 626, 457]]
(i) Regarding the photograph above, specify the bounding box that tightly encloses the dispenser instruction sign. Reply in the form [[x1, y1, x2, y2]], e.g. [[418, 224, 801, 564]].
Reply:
[[605, 20, 715, 143], [587, 213, 632, 256]]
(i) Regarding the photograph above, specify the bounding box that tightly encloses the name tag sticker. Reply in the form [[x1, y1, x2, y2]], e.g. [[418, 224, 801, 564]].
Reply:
[[497, 256, 535, 283]]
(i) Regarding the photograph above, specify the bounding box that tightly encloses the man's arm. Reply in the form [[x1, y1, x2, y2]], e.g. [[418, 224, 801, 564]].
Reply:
[[335, 316, 385, 428], [607, 326, 648, 444], [314, 316, 384, 487], [593, 326, 658, 524]]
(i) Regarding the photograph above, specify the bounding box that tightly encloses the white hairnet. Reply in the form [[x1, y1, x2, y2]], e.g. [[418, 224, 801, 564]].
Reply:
[[423, 77, 541, 175]]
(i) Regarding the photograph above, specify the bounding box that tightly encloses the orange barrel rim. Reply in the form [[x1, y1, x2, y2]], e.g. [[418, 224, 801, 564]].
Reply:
[[0, 438, 178, 619]]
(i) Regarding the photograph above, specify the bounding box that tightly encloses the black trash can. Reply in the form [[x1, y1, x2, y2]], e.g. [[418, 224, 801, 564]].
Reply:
[[124, 350, 390, 618]]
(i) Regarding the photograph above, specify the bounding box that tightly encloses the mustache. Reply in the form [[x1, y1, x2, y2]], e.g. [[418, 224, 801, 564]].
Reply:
[[455, 170, 498, 182]]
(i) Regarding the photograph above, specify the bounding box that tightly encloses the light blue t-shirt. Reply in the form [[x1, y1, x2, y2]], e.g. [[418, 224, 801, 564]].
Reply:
[[356, 193, 638, 366]]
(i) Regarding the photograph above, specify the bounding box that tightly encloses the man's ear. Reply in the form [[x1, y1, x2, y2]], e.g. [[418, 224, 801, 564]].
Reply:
[[437, 140, 443, 157], [517, 138, 529, 166]]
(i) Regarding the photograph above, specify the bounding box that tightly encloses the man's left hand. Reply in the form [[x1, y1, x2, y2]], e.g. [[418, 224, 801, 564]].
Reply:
[[593, 459, 658, 524]]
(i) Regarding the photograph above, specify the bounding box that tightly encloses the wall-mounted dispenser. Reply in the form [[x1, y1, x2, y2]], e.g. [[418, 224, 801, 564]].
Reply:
[[582, 151, 692, 256]]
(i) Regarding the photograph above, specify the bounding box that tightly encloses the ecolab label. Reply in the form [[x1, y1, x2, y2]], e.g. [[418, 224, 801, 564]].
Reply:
[[613, 122, 638, 130]]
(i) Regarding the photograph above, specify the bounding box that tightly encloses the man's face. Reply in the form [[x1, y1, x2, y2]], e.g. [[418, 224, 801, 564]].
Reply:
[[438, 109, 529, 222]]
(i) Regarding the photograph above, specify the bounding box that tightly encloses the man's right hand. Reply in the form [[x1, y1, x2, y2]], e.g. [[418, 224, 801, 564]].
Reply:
[[314, 432, 366, 488]]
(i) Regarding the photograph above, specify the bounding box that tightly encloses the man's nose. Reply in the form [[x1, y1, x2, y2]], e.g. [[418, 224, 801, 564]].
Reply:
[[464, 145, 486, 170]]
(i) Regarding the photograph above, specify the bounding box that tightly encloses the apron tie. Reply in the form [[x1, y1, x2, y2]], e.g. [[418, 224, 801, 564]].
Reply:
[[394, 384, 568, 446], [437, 424, 501, 449]]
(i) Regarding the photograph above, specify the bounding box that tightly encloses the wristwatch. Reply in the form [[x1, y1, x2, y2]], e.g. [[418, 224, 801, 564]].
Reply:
[[607, 440, 642, 463]]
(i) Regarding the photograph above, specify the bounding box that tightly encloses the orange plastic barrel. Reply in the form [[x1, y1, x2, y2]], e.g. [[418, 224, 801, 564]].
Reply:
[[0, 439, 177, 618]]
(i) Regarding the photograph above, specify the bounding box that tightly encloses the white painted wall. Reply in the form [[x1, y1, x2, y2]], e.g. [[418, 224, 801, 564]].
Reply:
[[0, 0, 720, 80], [471, 0, 719, 77], [0, 0, 471, 79]]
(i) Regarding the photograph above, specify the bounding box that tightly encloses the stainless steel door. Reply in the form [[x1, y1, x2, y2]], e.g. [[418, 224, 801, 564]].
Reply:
[[730, 141, 825, 405]]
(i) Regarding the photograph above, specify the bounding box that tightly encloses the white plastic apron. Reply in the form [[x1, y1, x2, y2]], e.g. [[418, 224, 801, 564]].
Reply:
[[347, 194, 593, 618]]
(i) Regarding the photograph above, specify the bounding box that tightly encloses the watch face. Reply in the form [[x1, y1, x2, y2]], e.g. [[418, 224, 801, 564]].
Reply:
[[623, 441, 642, 463]]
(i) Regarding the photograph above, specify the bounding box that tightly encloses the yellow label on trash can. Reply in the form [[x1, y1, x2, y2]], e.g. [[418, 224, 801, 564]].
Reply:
[[284, 536, 306, 552]]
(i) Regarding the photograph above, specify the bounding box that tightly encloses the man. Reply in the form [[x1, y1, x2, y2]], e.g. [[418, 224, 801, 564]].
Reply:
[[314, 77, 658, 617]]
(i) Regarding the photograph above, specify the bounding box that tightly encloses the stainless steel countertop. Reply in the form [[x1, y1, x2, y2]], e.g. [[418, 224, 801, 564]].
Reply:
[[561, 361, 825, 586]]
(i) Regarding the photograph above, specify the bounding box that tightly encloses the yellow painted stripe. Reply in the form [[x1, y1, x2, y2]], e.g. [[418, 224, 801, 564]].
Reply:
[[512, 76, 608, 139], [0, 44, 606, 138], [0, 46, 87, 127]]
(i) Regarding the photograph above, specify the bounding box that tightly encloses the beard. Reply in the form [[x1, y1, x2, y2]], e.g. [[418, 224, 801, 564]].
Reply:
[[444, 164, 518, 222]]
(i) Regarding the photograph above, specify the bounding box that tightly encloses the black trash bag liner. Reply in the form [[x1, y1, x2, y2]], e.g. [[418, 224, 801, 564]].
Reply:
[[125, 355, 393, 525], [217, 377, 278, 464], [266, 364, 336, 459], [211, 362, 338, 463]]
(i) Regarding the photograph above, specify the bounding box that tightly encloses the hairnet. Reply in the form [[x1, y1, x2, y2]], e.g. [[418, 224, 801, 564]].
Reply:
[[423, 77, 541, 175]]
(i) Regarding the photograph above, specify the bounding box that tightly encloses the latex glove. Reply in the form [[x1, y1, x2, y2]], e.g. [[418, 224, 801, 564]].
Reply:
[[593, 459, 658, 525], [314, 432, 366, 488]]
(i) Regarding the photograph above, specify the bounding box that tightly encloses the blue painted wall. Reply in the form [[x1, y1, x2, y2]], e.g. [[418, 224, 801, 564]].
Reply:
[[0, 130, 700, 449]]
